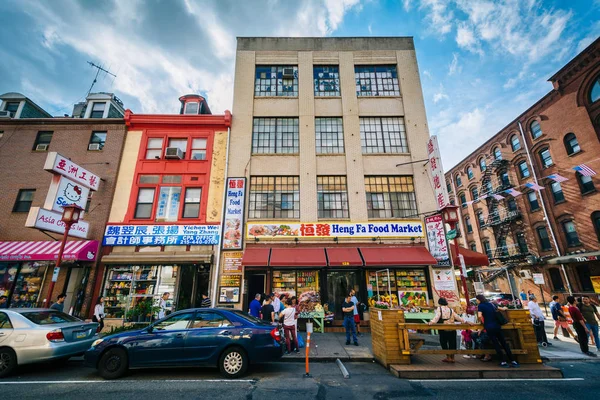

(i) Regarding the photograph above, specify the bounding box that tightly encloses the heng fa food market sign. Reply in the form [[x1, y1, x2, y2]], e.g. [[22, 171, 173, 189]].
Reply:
[[246, 221, 424, 239], [103, 224, 220, 246]]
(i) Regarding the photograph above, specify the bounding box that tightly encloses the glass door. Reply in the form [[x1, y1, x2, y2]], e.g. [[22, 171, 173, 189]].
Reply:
[[326, 270, 359, 320]]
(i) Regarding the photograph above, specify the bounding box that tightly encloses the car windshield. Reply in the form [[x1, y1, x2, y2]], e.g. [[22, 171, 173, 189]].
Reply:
[[228, 309, 272, 326], [21, 311, 80, 325]]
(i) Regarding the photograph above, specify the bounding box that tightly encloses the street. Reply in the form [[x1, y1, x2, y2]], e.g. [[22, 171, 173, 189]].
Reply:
[[3, 358, 600, 400]]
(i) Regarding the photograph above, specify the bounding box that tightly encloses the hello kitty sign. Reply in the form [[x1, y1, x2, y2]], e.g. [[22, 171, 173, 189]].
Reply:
[[46, 176, 90, 213]]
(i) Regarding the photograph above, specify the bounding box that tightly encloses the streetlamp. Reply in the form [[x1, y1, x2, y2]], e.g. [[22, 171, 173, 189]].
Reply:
[[440, 205, 471, 310], [45, 204, 82, 307]]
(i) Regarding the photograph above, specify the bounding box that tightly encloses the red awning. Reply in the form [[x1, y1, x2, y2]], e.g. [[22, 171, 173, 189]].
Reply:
[[269, 248, 327, 267], [326, 248, 363, 267], [0, 240, 99, 262], [241, 248, 270, 266], [453, 246, 489, 267], [359, 246, 436, 266]]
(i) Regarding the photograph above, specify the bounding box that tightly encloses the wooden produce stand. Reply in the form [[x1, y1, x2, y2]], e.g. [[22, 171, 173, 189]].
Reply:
[[370, 309, 410, 367]]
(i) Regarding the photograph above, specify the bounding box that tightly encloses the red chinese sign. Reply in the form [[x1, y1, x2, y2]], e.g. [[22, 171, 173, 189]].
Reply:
[[43, 152, 100, 191]]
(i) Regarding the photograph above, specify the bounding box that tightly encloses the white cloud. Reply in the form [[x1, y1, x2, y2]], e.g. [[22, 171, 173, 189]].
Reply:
[[422, 70, 432, 79], [325, 0, 361, 33], [420, 0, 453, 36], [448, 53, 460, 76], [368, 24, 372, 34], [456, 22, 483, 55], [434, 107, 488, 167], [403, 0, 412, 11], [433, 83, 448, 103], [576, 21, 600, 53]]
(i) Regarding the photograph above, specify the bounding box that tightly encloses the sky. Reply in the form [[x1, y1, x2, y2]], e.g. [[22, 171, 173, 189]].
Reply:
[[0, 0, 598, 168]]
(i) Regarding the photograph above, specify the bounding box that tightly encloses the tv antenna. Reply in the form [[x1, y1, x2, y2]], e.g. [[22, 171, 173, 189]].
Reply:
[[87, 61, 117, 95]]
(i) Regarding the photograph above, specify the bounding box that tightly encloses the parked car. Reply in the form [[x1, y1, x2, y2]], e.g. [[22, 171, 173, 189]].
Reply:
[[0, 308, 99, 377], [84, 308, 283, 379]]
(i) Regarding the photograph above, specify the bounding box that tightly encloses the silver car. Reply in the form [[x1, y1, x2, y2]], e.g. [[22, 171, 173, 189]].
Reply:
[[0, 308, 99, 377]]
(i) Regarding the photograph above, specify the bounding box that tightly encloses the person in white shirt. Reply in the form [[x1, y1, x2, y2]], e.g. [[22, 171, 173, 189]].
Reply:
[[528, 295, 549, 345], [271, 293, 281, 320], [279, 299, 299, 354], [93, 296, 105, 332], [158, 292, 169, 319]]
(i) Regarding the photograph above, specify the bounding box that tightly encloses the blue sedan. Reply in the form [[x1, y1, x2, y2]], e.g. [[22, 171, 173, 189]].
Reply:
[[84, 308, 282, 379]]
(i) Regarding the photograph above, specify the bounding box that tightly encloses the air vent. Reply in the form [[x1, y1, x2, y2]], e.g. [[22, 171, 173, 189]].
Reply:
[[88, 143, 101, 151], [191, 177, 199, 181], [282, 67, 294, 78], [35, 144, 49, 151], [165, 147, 183, 159]]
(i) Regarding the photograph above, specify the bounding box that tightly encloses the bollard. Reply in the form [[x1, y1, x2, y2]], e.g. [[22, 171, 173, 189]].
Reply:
[[304, 331, 311, 377]]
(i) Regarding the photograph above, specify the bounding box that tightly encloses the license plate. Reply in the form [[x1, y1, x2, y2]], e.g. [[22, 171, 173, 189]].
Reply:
[[75, 331, 87, 339]]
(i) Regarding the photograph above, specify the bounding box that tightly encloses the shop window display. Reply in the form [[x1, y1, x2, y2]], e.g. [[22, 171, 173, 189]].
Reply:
[[272, 270, 321, 313], [367, 268, 428, 309], [3, 262, 48, 308]]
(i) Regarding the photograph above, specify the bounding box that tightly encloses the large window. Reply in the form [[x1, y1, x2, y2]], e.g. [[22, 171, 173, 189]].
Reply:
[[477, 211, 485, 227], [563, 133, 581, 156], [537, 226, 552, 250], [252, 118, 299, 154], [494, 147, 502, 160], [191, 138, 207, 160], [90, 102, 106, 118], [4, 101, 20, 115], [156, 187, 182, 221], [539, 148, 553, 168], [459, 193, 467, 208], [467, 167, 474, 180], [507, 198, 517, 212], [182, 188, 202, 218], [355, 65, 400, 97], [446, 181, 452, 193], [255, 66, 298, 97], [13, 189, 35, 212], [33, 131, 53, 151], [527, 191, 540, 211], [482, 240, 492, 258], [465, 216, 473, 233], [146, 138, 163, 159], [134, 188, 155, 219], [530, 120, 542, 139], [314, 65, 340, 97], [315, 117, 344, 154], [592, 211, 600, 242], [562, 220, 581, 247], [550, 182, 565, 203], [364, 176, 417, 218], [576, 172, 596, 194], [470, 187, 479, 201], [518, 161, 530, 178], [549, 268, 565, 291], [249, 176, 300, 219], [479, 158, 486, 172], [456, 175, 462, 187], [510, 135, 521, 151], [317, 176, 349, 219], [359, 117, 408, 154], [88, 131, 107, 150], [590, 75, 600, 103], [516, 232, 528, 254], [498, 171, 510, 187]]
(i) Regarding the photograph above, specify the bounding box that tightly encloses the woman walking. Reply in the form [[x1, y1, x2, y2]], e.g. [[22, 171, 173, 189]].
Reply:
[[428, 298, 470, 363], [476, 294, 519, 367], [93, 296, 105, 332]]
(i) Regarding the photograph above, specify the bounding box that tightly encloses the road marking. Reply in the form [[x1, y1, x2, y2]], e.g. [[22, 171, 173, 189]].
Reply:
[[409, 378, 584, 383], [0, 379, 255, 385]]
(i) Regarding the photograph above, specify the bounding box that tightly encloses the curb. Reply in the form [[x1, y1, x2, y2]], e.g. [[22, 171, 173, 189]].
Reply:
[[542, 356, 600, 363], [276, 357, 375, 363]]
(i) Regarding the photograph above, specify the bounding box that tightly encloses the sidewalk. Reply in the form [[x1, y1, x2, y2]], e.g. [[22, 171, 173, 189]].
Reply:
[[280, 332, 374, 362], [538, 320, 600, 362]]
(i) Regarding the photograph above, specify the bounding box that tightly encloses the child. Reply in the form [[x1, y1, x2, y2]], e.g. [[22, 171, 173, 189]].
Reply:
[[461, 329, 477, 359]]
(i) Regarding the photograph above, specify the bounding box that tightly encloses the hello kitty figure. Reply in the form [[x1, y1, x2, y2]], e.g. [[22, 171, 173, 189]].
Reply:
[[86, 251, 95, 260], [63, 183, 83, 203]]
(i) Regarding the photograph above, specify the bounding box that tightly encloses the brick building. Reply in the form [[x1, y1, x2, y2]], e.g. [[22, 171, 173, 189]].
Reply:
[[445, 37, 600, 299], [0, 92, 126, 316]]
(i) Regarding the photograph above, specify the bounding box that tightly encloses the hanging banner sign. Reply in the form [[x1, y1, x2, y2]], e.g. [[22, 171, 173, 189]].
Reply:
[[45, 175, 90, 213], [426, 136, 450, 210], [44, 152, 100, 191], [103, 224, 220, 246], [246, 221, 425, 239], [222, 178, 246, 250], [425, 214, 450, 266], [25, 207, 90, 239]]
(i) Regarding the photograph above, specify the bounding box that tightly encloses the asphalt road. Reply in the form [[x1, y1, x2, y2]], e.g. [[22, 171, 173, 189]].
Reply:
[[3, 359, 600, 400]]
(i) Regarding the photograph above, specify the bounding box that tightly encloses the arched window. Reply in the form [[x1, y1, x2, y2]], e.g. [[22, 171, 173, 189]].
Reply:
[[548, 268, 565, 291], [470, 187, 479, 201], [562, 220, 581, 247], [469, 242, 477, 252], [456, 174, 462, 187], [591, 74, 600, 103], [465, 216, 473, 233], [550, 181, 565, 203], [477, 211, 485, 227], [510, 135, 521, 151], [516, 232, 528, 254], [493, 147, 502, 160], [536, 226, 552, 250], [459, 192, 467, 207], [563, 133, 581, 155], [479, 158, 486, 172], [530, 120, 542, 139], [591, 211, 600, 242], [518, 161, 530, 178], [482, 240, 491, 258], [576, 172, 596, 194], [467, 167, 474, 180], [538, 147, 553, 168], [446, 181, 452, 193]]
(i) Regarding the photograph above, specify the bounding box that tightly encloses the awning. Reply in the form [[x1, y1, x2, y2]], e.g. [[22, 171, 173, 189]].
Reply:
[[452, 246, 489, 267], [0, 240, 99, 262], [269, 248, 327, 267], [359, 246, 436, 266], [241, 248, 270, 266], [326, 248, 363, 267], [546, 251, 600, 265]]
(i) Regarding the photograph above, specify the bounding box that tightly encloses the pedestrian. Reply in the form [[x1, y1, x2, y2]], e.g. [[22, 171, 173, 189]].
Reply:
[[249, 293, 262, 318], [200, 293, 212, 308], [50, 294, 66, 312], [519, 289, 527, 303], [272, 292, 282, 319], [0, 295, 7, 308], [429, 297, 470, 363], [476, 294, 519, 367], [579, 296, 600, 352], [342, 293, 358, 346], [93, 296, 105, 332], [279, 298, 299, 354], [567, 295, 597, 357], [528, 295, 550, 345], [550, 295, 575, 340], [261, 296, 275, 323], [158, 292, 169, 319], [350, 289, 363, 337]]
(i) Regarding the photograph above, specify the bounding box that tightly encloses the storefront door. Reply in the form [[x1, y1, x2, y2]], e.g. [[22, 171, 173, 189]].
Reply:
[[176, 265, 210, 310], [326, 270, 360, 320], [245, 273, 266, 310]]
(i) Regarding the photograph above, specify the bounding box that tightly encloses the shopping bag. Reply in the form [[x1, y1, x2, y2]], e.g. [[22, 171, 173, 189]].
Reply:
[[298, 333, 305, 348]]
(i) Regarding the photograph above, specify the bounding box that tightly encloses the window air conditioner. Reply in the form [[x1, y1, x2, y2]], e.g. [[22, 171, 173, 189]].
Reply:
[[282, 67, 294, 78], [0, 111, 12, 118], [165, 147, 183, 159], [35, 144, 49, 151], [519, 270, 532, 279], [88, 143, 101, 151]]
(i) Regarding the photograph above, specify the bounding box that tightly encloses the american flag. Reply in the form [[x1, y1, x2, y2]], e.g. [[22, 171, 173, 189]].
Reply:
[[505, 188, 522, 197], [525, 182, 545, 190], [547, 174, 568, 183], [573, 164, 596, 177], [479, 194, 488, 200], [493, 194, 504, 200]]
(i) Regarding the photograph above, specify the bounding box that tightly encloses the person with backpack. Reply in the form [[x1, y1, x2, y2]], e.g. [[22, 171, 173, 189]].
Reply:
[[428, 297, 470, 363], [550, 295, 575, 340], [476, 294, 519, 368]]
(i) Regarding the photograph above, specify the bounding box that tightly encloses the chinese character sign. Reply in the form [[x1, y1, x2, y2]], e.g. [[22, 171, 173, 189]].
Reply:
[[43, 152, 100, 191], [246, 221, 424, 239], [426, 136, 449, 210], [103, 224, 220, 246], [425, 214, 450, 266], [222, 178, 246, 250]]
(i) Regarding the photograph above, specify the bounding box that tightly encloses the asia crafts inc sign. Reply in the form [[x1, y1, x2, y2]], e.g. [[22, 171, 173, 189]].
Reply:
[[103, 224, 220, 246], [25, 207, 90, 239], [246, 221, 424, 239], [222, 178, 246, 250]]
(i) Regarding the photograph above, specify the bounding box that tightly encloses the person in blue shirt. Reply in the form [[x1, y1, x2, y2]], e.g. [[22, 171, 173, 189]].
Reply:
[[476, 294, 519, 368], [249, 293, 262, 318]]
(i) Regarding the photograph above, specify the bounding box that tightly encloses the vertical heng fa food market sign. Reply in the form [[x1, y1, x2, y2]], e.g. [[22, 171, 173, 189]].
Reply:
[[222, 178, 246, 250], [427, 136, 449, 210], [425, 214, 450, 266]]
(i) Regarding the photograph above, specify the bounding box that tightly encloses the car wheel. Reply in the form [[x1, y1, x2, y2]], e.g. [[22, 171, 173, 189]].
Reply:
[[219, 347, 248, 379], [0, 348, 17, 378], [98, 348, 128, 380]]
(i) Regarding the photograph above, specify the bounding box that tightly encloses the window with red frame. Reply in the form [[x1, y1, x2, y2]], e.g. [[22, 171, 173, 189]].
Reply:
[[191, 138, 207, 160], [134, 188, 155, 219], [136, 175, 202, 221], [146, 138, 163, 159]]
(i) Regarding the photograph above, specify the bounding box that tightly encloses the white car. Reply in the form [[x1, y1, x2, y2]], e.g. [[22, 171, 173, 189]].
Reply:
[[0, 308, 99, 377]]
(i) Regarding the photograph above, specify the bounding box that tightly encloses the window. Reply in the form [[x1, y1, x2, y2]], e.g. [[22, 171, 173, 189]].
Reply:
[[550, 182, 565, 203], [168, 138, 188, 158], [493, 147, 502, 160], [89, 131, 107, 150], [317, 176, 349, 219], [459, 193, 467, 207], [191, 138, 207, 160], [498, 171, 510, 187], [33, 131, 53, 150], [564, 133, 581, 155], [592, 211, 600, 242], [21, 311, 78, 325], [516, 233, 528, 254], [527, 191, 540, 211], [477, 211, 485, 227], [364, 176, 417, 218], [146, 138, 163, 159], [483, 240, 492, 258], [576, 172, 596, 194], [562, 220, 581, 247], [355, 65, 400, 97], [90, 102, 106, 118], [590, 75, 600, 103], [134, 188, 155, 219], [139, 175, 160, 184], [314, 65, 340, 97], [530, 120, 542, 139], [315, 117, 344, 154], [450, 199, 455, 205], [549, 268, 565, 291], [507, 198, 517, 212], [184, 102, 199, 115], [13, 189, 35, 212], [182, 188, 202, 218], [359, 117, 408, 154], [539, 148, 553, 168], [252, 118, 299, 154], [479, 158, 486, 172], [518, 161, 530, 178], [484, 181, 493, 195], [456, 175, 462, 187], [255, 66, 298, 97], [4, 101, 19, 115], [156, 187, 182, 221], [249, 176, 299, 219], [192, 312, 233, 329], [470, 187, 479, 201], [154, 312, 195, 331], [446, 182, 452, 193], [510, 135, 521, 151], [467, 167, 474, 180], [470, 243, 477, 252], [0, 313, 12, 329], [465, 216, 473, 233], [537, 226, 552, 250]]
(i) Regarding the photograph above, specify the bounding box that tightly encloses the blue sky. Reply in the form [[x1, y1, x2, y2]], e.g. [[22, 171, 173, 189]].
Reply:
[[0, 0, 598, 167]]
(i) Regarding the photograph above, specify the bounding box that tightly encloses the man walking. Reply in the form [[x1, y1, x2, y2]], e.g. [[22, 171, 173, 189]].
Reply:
[[261, 296, 275, 323], [528, 295, 549, 345], [342, 294, 358, 346], [350, 289, 362, 337], [200, 293, 211, 308], [158, 292, 169, 319], [50, 294, 66, 312], [0, 295, 7, 308], [567, 296, 597, 357], [272, 293, 281, 321], [279, 299, 298, 354], [551, 295, 575, 340], [580, 296, 600, 351], [249, 293, 262, 318]]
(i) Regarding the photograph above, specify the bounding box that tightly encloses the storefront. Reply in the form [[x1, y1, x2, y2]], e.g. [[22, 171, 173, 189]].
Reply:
[[547, 251, 600, 298]]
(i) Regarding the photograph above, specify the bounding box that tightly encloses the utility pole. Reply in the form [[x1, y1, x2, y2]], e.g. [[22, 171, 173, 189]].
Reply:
[[87, 61, 117, 95]]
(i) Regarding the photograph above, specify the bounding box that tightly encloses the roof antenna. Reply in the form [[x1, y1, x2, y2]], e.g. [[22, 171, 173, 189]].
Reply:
[[87, 61, 117, 95]]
